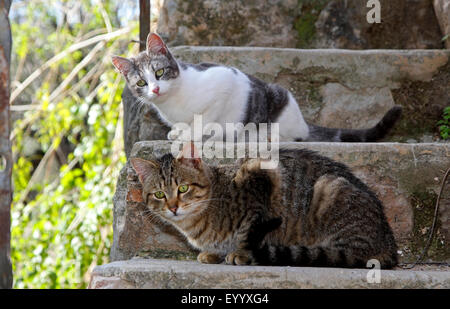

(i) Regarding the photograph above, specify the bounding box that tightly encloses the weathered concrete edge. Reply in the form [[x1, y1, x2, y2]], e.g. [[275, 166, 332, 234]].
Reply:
[[173, 46, 450, 56], [90, 259, 450, 289], [130, 141, 450, 156], [171, 46, 450, 87]]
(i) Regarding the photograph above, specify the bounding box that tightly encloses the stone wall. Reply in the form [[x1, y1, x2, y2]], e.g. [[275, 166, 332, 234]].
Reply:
[[156, 0, 445, 50]]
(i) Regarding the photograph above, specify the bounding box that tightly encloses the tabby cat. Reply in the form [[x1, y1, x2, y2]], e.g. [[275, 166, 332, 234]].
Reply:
[[131, 144, 398, 268], [113, 33, 402, 142]]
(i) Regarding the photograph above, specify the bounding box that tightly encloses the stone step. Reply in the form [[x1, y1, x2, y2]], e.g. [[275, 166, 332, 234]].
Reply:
[[111, 141, 450, 264], [89, 258, 450, 289], [171, 47, 450, 142], [122, 48, 449, 156]]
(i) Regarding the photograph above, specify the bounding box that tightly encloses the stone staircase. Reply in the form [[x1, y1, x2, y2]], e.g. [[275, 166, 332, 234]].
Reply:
[[89, 258, 450, 289], [89, 48, 450, 289]]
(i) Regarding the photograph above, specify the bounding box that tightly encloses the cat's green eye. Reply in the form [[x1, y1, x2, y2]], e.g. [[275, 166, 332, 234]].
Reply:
[[155, 69, 164, 78], [154, 191, 165, 199], [136, 79, 147, 87], [178, 185, 189, 193]]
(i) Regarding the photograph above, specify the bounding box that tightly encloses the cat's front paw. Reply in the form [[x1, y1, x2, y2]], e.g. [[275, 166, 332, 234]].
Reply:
[[167, 124, 192, 141], [225, 250, 253, 265], [167, 128, 182, 141], [197, 252, 223, 264]]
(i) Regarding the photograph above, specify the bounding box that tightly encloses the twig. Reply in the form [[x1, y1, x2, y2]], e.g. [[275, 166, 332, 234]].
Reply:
[[131, 39, 145, 45], [79, 28, 108, 42], [49, 41, 105, 102], [86, 81, 106, 102], [16, 141, 59, 206], [48, 157, 80, 189], [10, 26, 131, 103], [13, 52, 26, 86], [97, 1, 113, 33], [57, 61, 103, 99], [10, 112, 40, 142], [10, 104, 41, 112], [398, 262, 449, 267], [401, 167, 450, 269]]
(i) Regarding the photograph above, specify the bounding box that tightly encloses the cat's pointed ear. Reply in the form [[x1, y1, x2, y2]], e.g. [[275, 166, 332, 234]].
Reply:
[[176, 142, 202, 169], [130, 158, 157, 183], [146, 33, 167, 55], [112, 56, 133, 76]]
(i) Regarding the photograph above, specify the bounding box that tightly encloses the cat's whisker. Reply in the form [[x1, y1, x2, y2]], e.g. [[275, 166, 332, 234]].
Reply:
[[184, 198, 227, 210], [143, 212, 162, 225], [136, 97, 147, 109]]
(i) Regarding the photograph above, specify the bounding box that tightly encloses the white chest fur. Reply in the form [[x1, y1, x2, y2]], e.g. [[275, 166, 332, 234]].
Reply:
[[153, 65, 251, 126], [148, 63, 310, 142]]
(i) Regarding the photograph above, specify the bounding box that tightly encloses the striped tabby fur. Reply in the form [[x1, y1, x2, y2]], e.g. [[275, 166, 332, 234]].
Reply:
[[131, 145, 397, 268]]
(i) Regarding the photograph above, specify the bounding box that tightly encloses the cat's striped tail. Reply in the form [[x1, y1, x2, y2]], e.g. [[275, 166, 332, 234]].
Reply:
[[251, 244, 398, 269], [305, 106, 402, 142], [246, 217, 397, 269]]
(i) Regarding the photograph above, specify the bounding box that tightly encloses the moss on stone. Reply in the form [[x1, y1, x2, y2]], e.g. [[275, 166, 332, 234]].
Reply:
[[391, 60, 450, 141], [294, 12, 317, 47], [174, 0, 253, 46], [294, 0, 330, 48]]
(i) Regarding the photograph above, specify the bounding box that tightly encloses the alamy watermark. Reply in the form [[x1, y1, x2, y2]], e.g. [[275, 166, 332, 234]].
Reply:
[[169, 114, 280, 169], [367, 0, 381, 24], [366, 259, 381, 284]]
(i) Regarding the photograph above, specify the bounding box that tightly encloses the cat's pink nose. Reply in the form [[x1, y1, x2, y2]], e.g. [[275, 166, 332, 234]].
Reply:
[[168, 205, 178, 215], [152, 86, 160, 95]]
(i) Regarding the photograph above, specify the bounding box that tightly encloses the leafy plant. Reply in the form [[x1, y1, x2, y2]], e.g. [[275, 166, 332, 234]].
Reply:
[[10, 0, 138, 288], [437, 106, 450, 140]]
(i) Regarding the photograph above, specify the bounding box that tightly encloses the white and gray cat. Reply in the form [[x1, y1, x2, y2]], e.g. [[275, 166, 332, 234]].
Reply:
[[112, 33, 402, 142]]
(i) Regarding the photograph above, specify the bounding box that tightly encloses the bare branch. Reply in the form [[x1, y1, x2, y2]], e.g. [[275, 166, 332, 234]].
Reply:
[[49, 41, 105, 102], [10, 26, 131, 103]]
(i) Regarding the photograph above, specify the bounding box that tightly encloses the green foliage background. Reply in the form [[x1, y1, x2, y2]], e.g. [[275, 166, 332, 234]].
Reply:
[[438, 106, 450, 140], [10, 0, 139, 288]]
